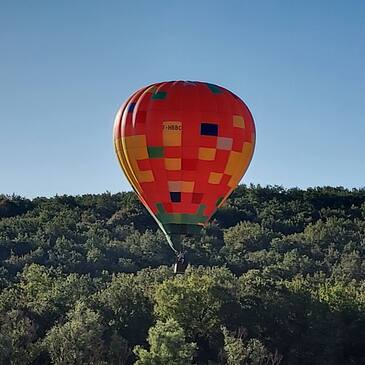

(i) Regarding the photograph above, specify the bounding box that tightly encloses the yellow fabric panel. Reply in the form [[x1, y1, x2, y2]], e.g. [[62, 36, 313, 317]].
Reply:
[[242, 142, 253, 160], [233, 115, 245, 128], [208, 172, 223, 184], [251, 131, 256, 149], [124, 135, 147, 150], [163, 133, 181, 146], [165, 158, 181, 170], [128, 157, 141, 180], [163, 121, 182, 146], [224, 151, 243, 176], [146, 85, 157, 93], [181, 181, 195, 192], [120, 135, 152, 186], [114, 139, 126, 173], [198, 147, 216, 161], [228, 174, 242, 188], [225, 142, 254, 188], [128, 147, 149, 160], [115, 138, 143, 193], [128, 151, 153, 183], [135, 169, 154, 183]]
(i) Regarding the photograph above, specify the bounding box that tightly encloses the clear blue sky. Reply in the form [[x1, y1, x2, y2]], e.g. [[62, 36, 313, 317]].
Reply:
[[1, 1, 364, 198]]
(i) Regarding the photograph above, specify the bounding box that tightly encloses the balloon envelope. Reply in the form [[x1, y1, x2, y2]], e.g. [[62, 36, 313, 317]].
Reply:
[[114, 81, 255, 250]]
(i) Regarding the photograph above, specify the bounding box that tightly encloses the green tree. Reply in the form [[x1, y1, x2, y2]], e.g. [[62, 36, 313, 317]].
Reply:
[[221, 222, 275, 273], [44, 301, 105, 365], [0, 309, 39, 365], [223, 327, 282, 365], [154, 268, 240, 363], [134, 319, 196, 365], [96, 273, 153, 346]]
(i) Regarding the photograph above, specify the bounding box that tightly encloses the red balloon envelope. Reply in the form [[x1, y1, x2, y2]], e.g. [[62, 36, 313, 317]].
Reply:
[[114, 81, 255, 252]]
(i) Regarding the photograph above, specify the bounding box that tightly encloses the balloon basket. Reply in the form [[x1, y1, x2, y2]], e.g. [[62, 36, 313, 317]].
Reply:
[[173, 253, 188, 274]]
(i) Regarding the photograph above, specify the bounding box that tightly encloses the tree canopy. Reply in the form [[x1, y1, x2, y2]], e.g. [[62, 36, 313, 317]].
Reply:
[[1, 185, 365, 364]]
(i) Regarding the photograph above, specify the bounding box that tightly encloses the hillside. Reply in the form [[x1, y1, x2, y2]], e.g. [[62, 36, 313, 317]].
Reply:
[[1, 185, 365, 364]]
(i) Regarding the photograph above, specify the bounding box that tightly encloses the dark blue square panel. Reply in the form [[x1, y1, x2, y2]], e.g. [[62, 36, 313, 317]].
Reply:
[[201, 123, 218, 136], [170, 192, 181, 202], [128, 103, 136, 112]]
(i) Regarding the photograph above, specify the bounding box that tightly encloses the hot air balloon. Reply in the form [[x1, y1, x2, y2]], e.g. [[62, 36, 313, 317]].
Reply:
[[113, 81, 255, 273]]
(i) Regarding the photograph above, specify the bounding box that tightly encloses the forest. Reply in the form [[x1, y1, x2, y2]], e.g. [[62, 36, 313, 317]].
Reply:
[[1, 185, 365, 365]]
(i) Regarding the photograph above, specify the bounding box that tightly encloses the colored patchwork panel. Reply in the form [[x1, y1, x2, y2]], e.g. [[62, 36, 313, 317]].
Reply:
[[152, 91, 167, 99], [196, 204, 206, 216], [137, 159, 151, 171], [251, 131, 256, 144], [124, 135, 147, 149], [164, 146, 181, 158], [208, 172, 223, 184], [168, 181, 181, 191], [136, 111, 146, 124], [181, 181, 194, 192], [228, 175, 242, 189], [192, 193, 204, 204], [165, 224, 202, 235], [128, 147, 149, 160], [232, 137, 244, 152], [200, 136, 218, 148], [182, 147, 198, 158], [242, 141, 254, 159], [198, 147, 216, 160], [155, 202, 208, 225], [167, 171, 182, 180], [182, 159, 198, 170], [128, 103, 136, 112], [163, 121, 182, 146], [167, 181, 194, 193], [201, 123, 218, 136], [213, 150, 231, 172], [233, 115, 245, 128], [216, 196, 224, 207], [221, 174, 232, 185], [165, 158, 181, 170], [206, 83, 222, 94], [146, 85, 157, 93], [135, 170, 154, 183], [170, 192, 181, 202], [148, 146, 164, 158], [224, 151, 244, 176], [163, 202, 173, 213], [181, 170, 196, 181], [225, 143, 253, 188], [217, 137, 233, 150]]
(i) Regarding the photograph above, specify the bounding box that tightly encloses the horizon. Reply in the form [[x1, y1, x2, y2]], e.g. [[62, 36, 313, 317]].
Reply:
[[3, 183, 365, 200]]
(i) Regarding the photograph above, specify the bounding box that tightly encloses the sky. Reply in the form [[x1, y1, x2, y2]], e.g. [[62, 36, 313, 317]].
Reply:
[[1, 1, 364, 198]]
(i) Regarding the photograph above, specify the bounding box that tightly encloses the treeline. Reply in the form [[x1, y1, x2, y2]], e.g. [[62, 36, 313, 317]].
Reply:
[[0, 185, 365, 364]]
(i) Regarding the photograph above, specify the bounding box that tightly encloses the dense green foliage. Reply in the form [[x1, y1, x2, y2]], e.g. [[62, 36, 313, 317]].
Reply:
[[1, 185, 365, 364]]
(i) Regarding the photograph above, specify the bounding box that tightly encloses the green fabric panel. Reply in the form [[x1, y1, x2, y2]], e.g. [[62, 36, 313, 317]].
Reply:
[[155, 202, 207, 225], [147, 146, 164, 158], [155, 203, 205, 250], [157, 212, 207, 224], [216, 196, 224, 206], [165, 224, 202, 235], [196, 204, 206, 216], [152, 91, 167, 99], [156, 202, 165, 214], [206, 83, 222, 94]]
